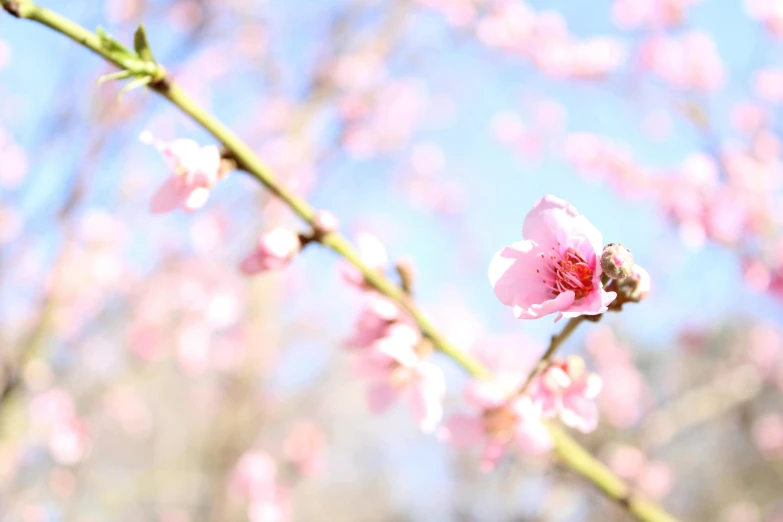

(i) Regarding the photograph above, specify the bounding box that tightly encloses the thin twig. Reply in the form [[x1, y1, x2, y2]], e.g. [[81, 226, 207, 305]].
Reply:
[[517, 316, 585, 395]]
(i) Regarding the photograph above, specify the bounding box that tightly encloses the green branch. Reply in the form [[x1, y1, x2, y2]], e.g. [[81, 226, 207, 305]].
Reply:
[[0, 2, 682, 521]]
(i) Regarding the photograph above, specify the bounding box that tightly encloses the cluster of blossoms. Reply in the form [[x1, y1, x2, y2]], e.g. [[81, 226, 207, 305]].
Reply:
[[343, 235, 446, 433], [142, 132, 651, 474], [230, 421, 326, 522], [441, 352, 603, 470], [637, 31, 725, 92], [416, 0, 626, 79], [231, 451, 291, 522], [437, 196, 648, 468], [29, 389, 90, 466], [611, 0, 705, 30], [475, 1, 626, 79]]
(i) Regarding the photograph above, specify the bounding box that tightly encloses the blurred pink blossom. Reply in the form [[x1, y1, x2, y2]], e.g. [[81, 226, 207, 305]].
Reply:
[[746, 0, 783, 36], [586, 327, 649, 427], [489, 195, 616, 321], [104, 0, 143, 24], [48, 418, 90, 465], [231, 451, 291, 522], [754, 68, 783, 104], [639, 32, 724, 91], [441, 379, 552, 470], [747, 323, 783, 375], [141, 132, 224, 213], [612, 0, 704, 29], [346, 295, 400, 349], [240, 228, 301, 275], [352, 323, 445, 432], [283, 420, 326, 477], [231, 450, 277, 499], [732, 102, 766, 134], [531, 355, 602, 433], [0, 128, 28, 189], [752, 413, 783, 457], [0, 205, 22, 245], [607, 444, 674, 499]]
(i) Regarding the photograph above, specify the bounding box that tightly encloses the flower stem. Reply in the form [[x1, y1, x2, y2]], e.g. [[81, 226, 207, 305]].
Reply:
[[1, 4, 682, 521], [517, 316, 585, 395]]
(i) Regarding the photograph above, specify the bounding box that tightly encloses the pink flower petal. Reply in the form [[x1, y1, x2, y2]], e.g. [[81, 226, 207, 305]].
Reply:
[[240, 253, 266, 275], [150, 177, 187, 214], [409, 362, 445, 432], [561, 393, 599, 433], [183, 186, 211, 211], [514, 418, 553, 454], [464, 379, 511, 409], [367, 381, 398, 413], [441, 414, 485, 447], [489, 241, 577, 318], [480, 439, 509, 471]]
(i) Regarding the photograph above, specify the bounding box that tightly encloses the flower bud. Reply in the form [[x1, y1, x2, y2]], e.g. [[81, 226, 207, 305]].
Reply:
[[395, 256, 417, 294], [240, 228, 301, 275], [616, 265, 650, 302], [312, 210, 339, 236], [601, 243, 634, 279]]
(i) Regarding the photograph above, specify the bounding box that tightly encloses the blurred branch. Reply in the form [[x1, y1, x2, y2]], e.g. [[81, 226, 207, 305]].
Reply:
[[638, 363, 762, 451], [0, 3, 682, 521]]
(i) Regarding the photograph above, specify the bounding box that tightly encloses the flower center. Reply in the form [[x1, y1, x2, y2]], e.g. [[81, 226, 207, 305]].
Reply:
[[389, 364, 415, 387], [482, 404, 518, 442], [540, 247, 593, 301]]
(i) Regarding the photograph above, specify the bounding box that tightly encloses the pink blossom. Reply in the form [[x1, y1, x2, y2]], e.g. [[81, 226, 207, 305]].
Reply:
[[312, 210, 339, 234], [607, 445, 646, 479], [441, 378, 552, 470], [732, 102, 766, 134], [639, 32, 724, 91], [352, 323, 445, 432], [535, 37, 626, 79], [240, 228, 301, 275], [586, 327, 649, 427], [637, 460, 674, 499], [607, 444, 674, 499], [345, 295, 400, 349], [754, 68, 783, 104], [611, 0, 703, 30], [49, 418, 90, 465], [531, 355, 603, 433], [746, 0, 783, 37], [141, 131, 223, 214], [231, 451, 291, 522], [231, 450, 277, 499], [0, 128, 28, 189], [283, 420, 326, 477], [752, 413, 783, 457], [747, 323, 783, 375], [248, 488, 290, 522], [104, 0, 143, 24], [489, 195, 616, 321]]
